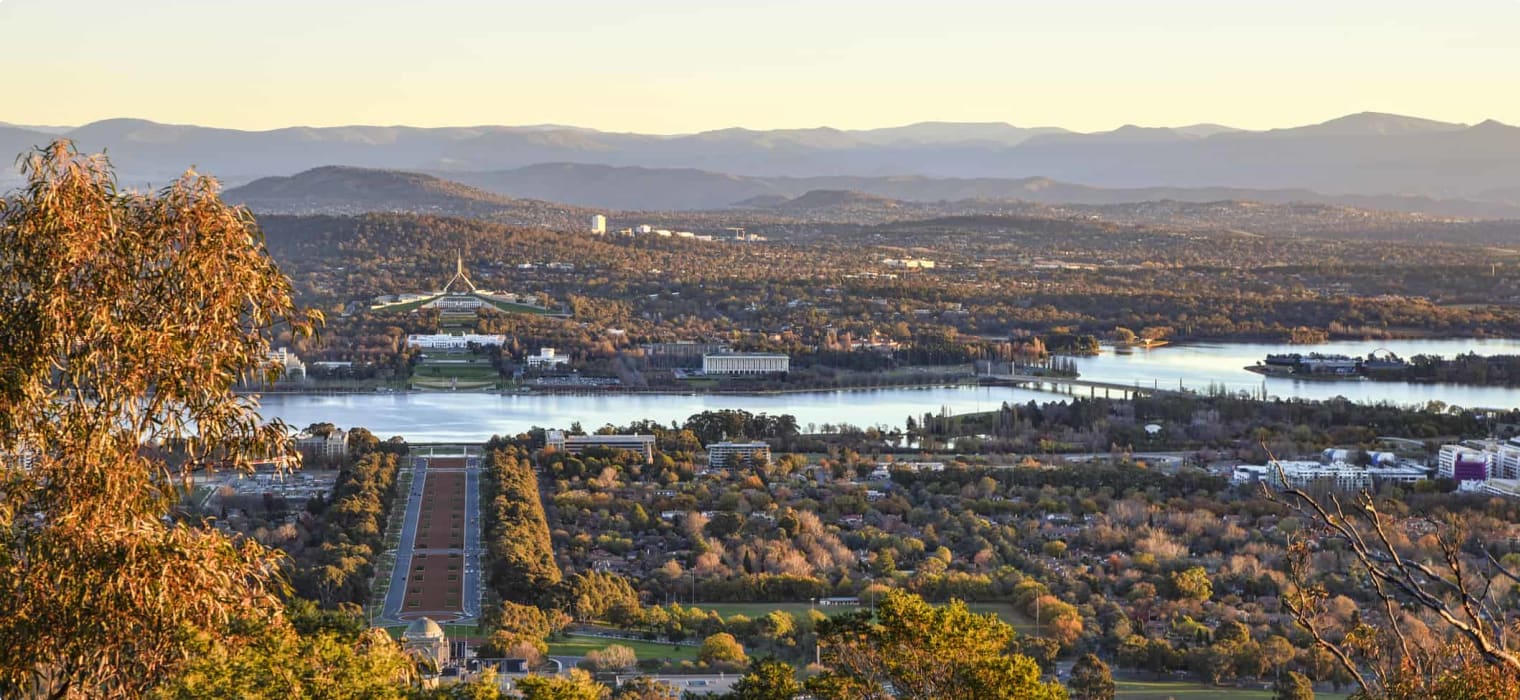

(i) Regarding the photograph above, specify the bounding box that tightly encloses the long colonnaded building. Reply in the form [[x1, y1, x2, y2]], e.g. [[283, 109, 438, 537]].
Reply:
[[702, 352, 790, 376], [408, 333, 507, 349]]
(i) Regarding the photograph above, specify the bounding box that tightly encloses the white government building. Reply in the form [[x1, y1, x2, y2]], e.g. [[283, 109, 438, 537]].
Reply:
[[526, 348, 568, 368], [702, 353, 790, 375], [407, 333, 507, 349]]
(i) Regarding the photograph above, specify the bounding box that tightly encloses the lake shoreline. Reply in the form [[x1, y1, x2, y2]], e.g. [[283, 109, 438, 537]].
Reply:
[[241, 378, 984, 399]]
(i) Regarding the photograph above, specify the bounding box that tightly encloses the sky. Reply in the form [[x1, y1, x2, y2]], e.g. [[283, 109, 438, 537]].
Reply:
[[1, 0, 1518, 134]]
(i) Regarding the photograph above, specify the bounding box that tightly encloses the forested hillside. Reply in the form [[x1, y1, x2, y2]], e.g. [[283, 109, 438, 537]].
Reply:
[[258, 212, 1520, 373]]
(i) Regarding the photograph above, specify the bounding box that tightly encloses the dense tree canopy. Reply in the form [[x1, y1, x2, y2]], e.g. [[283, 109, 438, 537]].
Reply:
[[806, 591, 1067, 700], [0, 143, 320, 697], [482, 446, 561, 604]]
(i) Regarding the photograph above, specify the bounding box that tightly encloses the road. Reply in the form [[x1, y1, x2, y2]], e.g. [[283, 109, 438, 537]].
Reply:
[[380, 455, 429, 622], [979, 372, 1179, 398], [462, 454, 482, 622]]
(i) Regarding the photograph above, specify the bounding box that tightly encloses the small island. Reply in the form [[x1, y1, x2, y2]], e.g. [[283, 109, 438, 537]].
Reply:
[[1248, 351, 1520, 387]]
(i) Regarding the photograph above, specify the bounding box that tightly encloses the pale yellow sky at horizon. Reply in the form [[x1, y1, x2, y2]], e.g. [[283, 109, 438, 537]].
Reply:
[[1, 0, 1517, 133]]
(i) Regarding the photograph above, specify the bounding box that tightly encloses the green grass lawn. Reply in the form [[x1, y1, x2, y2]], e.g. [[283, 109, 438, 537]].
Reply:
[[476, 296, 557, 316], [547, 634, 698, 661], [410, 356, 502, 389], [415, 364, 498, 378], [1115, 680, 1347, 700], [369, 295, 443, 314]]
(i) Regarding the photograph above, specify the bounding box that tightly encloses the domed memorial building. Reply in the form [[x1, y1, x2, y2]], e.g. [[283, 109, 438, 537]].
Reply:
[[401, 617, 449, 670]]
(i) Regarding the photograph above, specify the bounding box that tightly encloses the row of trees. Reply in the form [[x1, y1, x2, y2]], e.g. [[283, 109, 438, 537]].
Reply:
[[288, 450, 402, 606], [1378, 352, 1520, 387], [480, 445, 562, 605]]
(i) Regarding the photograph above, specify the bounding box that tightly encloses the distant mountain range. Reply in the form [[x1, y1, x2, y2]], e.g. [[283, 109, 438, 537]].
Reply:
[[225, 166, 592, 230], [7, 112, 1520, 208], [224, 166, 1520, 244], [446, 163, 1520, 218]]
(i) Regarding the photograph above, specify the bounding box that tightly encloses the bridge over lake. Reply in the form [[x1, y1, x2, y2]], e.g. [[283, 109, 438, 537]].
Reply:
[[977, 372, 1182, 399]]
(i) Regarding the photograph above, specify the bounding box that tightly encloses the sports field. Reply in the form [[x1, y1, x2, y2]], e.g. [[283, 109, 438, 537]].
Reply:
[[547, 634, 699, 662]]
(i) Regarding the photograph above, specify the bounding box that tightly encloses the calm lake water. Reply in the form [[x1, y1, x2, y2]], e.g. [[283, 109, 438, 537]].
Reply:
[[1070, 338, 1520, 408], [255, 386, 1054, 442], [255, 339, 1520, 441]]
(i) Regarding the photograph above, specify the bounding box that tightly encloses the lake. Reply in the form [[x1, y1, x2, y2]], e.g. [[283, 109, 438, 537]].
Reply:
[[254, 385, 1055, 442], [255, 338, 1520, 440], [1070, 338, 1520, 408]]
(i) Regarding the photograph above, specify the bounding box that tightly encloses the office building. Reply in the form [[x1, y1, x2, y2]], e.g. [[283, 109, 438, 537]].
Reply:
[[546, 430, 656, 463], [702, 353, 790, 376], [642, 341, 731, 368], [706, 441, 771, 468], [591, 214, 607, 234]]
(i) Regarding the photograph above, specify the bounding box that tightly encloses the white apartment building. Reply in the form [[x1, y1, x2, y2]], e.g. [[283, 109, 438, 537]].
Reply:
[[702, 353, 790, 375], [706, 441, 771, 468], [1437, 443, 1496, 481], [1235, 461, 1376, 492], [1497, 439, 1520, 480], [296, 429, 348, 463], [591, 214, 607, 234], [1275, 461, 1373, 491], [268, 347, 306, 379], [1365, 465, 1430, 484], [1479, 479, 1520, 500]]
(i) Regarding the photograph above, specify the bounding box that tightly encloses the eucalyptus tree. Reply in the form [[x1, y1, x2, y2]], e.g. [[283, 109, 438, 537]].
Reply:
[[0, 143, 326, 697]]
